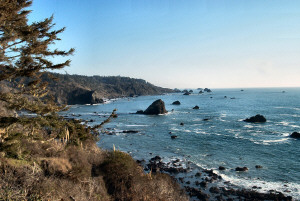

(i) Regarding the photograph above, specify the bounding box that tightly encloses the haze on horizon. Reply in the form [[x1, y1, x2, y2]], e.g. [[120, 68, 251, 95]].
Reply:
[[29, 0, 300, 89]]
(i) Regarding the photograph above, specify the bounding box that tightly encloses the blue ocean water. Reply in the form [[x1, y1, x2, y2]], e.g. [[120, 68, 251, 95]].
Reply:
[[65, 88, 300, 199]]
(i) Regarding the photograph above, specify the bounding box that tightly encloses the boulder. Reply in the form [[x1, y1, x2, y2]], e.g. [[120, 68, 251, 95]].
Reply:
[[204, 88, 212, 92], [193, 105, 199, 109], [136, 110, 144, 114], [235, 167, 248, 171], [189, 90, 193, 93], [219, 166, 226, 171], [174, 88, 181, 93], [290, 132, 300, 139], [171, 135, 178, 139], [122, 130, 139, 133], [66, 88, 104, 105], [143, 99, 167, 115], [183, 92, 190, 95], [255, 165, 263, 169], [243, 114, 266, 123], [199, 90, 203, 94], [172, 101, 181, 105]]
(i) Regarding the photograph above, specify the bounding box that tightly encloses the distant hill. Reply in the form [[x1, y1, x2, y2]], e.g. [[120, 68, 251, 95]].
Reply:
[[40, 73, 174, 105]]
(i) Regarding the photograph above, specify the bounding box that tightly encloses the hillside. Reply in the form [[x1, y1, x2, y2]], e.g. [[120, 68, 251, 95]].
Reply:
[[41, 73, 174, 105]]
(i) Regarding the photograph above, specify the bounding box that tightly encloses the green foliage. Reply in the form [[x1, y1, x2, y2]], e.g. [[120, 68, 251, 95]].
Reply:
[[0, 0, 74, 115]]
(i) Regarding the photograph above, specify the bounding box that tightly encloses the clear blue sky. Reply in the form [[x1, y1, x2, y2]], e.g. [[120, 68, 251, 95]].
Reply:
[[29, 0, 300, 88]]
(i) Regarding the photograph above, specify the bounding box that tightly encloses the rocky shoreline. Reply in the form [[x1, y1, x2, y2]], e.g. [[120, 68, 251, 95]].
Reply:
[[135, 154, 293, 201]]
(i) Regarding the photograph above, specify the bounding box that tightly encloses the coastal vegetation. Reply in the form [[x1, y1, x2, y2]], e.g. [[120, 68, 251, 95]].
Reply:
[[0, 1, 187, 200]]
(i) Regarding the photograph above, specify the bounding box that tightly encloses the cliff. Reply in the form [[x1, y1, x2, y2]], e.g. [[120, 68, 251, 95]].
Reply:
[[42, 73, 174, 105]]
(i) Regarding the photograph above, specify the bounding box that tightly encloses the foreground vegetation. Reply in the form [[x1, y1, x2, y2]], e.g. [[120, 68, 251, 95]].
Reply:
[[0, 115, 188, 200]]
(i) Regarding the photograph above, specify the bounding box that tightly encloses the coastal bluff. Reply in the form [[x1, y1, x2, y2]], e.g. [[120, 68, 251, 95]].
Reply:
[[0, 73, 174, 105], [45, 73, 174, 105]]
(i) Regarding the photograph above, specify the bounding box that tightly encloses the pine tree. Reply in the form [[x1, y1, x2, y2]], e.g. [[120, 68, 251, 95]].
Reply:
[[0, 0, 74, 116]]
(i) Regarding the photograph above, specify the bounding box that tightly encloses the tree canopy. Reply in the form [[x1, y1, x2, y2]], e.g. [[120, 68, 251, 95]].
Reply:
[[0, 0, 74, 115]]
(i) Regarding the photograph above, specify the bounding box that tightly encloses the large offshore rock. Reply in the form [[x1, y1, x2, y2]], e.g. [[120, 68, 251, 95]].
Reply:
[[143, 99, 167, 115], [243, 114, 266, 123]]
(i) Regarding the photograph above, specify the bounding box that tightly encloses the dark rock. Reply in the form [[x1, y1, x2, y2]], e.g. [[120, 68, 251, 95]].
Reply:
[[174, 88, 181, 93], [183, 92, 190, 95], [186, 181, 191, 184], [219, 166, 226, 170], [255, 165, 263, 169], [171, 135, 177, 139], [199, 90, 203, 94], [203, 118, 209, 121], [209, 187, 220, 194], [172, 101, 181, 105], [235, 167, 248, 171], [143, 99, 167, 115], [195, 172, 201, 177], [179, 177, 184, 183], [243, 114, 266, 123], [290, 132, 300, 138], [204, 88, 212, 92], [193, 105, 200, 109], [189, 90, 193, 93], [122, 130, 139, 133], [200, 181, 207, 187], [150, 156, 161, 161], [136, 110, 144, 114], [180, 122, 184, 126], [224, 96, 227, 98], [136, 159, 145, 164]]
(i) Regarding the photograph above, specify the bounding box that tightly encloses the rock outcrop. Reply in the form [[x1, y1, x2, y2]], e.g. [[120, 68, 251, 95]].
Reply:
[[235, 167, 248, 171], [137, 99, 167, 115], [65, 88, 104, 105], [204, 88, 212, 92], [193, 105, 199, 109], [290, 132, 300, 139], [172, 101, 181, 105], [243, 114, 266, 123]]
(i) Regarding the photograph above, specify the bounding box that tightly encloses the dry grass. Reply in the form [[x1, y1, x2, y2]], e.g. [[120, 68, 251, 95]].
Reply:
[[0, 116, 188, 200]]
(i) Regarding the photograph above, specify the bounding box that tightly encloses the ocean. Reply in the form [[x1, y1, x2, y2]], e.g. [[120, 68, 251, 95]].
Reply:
[[63, 88, 300, 199]]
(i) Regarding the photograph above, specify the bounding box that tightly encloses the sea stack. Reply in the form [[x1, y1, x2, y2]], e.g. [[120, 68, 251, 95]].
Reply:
[[142, 99, 167, 115], [290, 132, 300, 139], [172, 101, 181, 105], [243, 114, 266, 123]]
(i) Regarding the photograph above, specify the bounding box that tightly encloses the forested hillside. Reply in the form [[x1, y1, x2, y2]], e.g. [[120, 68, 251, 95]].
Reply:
[[42, 73, 174, 105]]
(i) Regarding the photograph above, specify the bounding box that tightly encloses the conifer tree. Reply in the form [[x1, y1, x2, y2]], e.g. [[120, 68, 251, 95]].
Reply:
[[0, 0, 74, 116]]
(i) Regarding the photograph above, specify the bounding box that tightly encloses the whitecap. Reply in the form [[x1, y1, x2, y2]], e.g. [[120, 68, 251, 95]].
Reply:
[[218, 174, 300, 200], [126, 125, 149, 127], [262, 138, 289, 145], [278, 121, 290, 126]]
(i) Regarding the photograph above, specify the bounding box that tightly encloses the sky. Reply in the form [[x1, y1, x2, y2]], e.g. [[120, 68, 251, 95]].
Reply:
[[29, 0, 300, 89]]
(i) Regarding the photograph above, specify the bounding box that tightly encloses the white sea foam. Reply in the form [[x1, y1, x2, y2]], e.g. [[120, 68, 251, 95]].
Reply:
[[262, 138, 289, 145], [217, 173, 300, 200], [244, 125, 254, 128], [126, 124, 149, 127], [278, 121, 291, 126]]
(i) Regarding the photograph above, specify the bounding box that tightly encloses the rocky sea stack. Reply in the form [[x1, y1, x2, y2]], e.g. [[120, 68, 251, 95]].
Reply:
[[290, 132, 300, 139], [172, 101, 181, 105], [137, 99, 167, 115], [243, 114, 266, 123]]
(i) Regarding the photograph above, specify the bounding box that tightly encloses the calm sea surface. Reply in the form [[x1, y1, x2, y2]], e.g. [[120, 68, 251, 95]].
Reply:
[[64, 88, 300, 199]]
